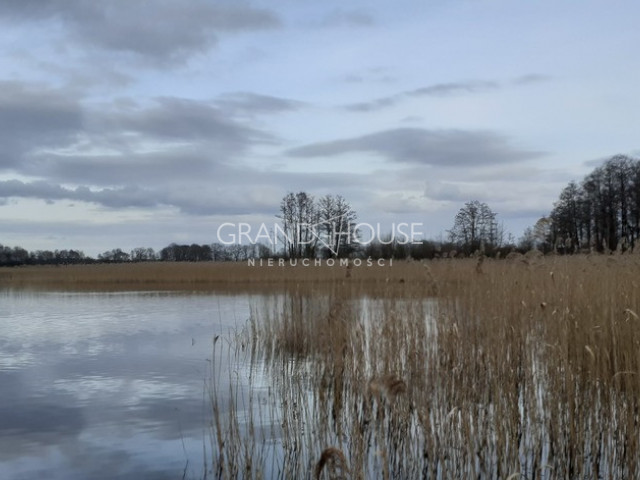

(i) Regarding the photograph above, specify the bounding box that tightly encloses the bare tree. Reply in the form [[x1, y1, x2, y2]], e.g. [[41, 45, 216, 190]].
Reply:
[[519, 217, 553, 253], [549, 155, 639, 252], [448, 200, 499, 254], [317, 194, 358, 257], [130, 247, 156, 262], [277, 192, 359, 258], [278, 191, 319, 258]]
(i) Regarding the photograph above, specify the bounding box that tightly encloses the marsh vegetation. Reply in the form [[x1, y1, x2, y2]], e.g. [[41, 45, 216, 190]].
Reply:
[[208, 254, 640, 479]]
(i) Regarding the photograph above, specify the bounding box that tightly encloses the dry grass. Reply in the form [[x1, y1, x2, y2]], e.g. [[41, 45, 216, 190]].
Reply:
[[208, 254, 640, 479], [0, 260, 427, 292]]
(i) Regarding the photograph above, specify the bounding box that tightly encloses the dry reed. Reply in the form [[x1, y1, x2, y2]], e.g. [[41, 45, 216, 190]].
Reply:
[[206, 255, 640, 478], [0, 261, 423, 292]]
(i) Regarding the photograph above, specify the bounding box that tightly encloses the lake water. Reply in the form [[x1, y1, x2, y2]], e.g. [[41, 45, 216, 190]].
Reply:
[[0, 290, 259, 480]]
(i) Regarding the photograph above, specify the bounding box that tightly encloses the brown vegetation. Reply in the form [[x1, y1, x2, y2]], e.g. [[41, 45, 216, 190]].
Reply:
[[208, 254, 640, 478], [0, 261, 414, 292]]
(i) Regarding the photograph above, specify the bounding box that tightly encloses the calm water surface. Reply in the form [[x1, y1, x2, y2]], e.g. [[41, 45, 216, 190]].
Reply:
[[0, 290, 258, 480]]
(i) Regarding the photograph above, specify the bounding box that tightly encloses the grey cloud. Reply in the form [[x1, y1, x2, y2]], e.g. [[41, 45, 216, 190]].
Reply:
[[423, 181, 505, 205], [408, 81, 499, 97], [346, 96, 402, 112], [420, 175, 561, 218], [400, 115, 424, 123], [30, 150, 218, 186], [345, 80, 499, 112], [0, 181, 160, 209], [0, 1, 280, 64], [0, 179, 278, 216], [103, 97, 272, 145], [512, 74, 551, 86], [287, 128, 544, 166], [321, 9, 375, 27], [0, 166, 372, 216], [341, 67, 396, 85], [215, 92, 305, 117], [35, 60, 135, 91], [423, 181, 466, 203], [2, 85, 250, 185], [0, 81, 83, 169], [14, 95, 276, 185]]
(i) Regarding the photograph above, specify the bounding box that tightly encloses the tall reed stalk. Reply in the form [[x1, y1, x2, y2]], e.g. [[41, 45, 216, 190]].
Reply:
[[209, 255, 640, 479]]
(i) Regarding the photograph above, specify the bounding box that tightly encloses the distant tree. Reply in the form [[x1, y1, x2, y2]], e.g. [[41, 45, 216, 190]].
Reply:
[[550, 181, 581, 252], [277, 191, 358, 258], [409, 240, 439, 260], [187, 244, 212, 261], [532, 217, 553, 252], [228, 244, 246, 261], [160, 243, 177, 261], [0, 245, 30, 266], [518, 227, 536, 252], [316, 194, 358, 257], [278, 192, 296, 257], [278, 191, 319, 258], [159, 243, 212, 262], [519, 217, 553, 252], [31, 250, 55, 265], [448, 200, 500, 254], [254, 242, 272, 259], [53, 249, 85, 264], [98, 248, 129, 263], [11, 247, 29, 265], [548, 155, 640, 252], [130, 247, 156, 262], [210, 243, 230, 261]]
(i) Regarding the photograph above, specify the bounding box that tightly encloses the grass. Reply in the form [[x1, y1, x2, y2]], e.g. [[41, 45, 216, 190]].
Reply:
[[206, 253, 640, 479]]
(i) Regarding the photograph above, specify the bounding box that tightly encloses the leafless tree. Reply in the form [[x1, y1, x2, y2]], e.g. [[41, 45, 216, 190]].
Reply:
[[448, 200, 499, 254], [316, 194, 358, 257]]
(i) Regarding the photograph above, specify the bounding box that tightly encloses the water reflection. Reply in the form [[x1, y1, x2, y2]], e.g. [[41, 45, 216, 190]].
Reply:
[[0, 291, 257, 480]]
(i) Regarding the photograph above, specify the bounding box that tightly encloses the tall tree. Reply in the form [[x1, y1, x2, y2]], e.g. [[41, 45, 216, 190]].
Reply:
[[448, 200, 499, 253], [317, 194, 358, 257], [278, 192, 358, 258], [278, 191, 319, 258], [548, 155, 639, 252], [550, 181, 581, 252]]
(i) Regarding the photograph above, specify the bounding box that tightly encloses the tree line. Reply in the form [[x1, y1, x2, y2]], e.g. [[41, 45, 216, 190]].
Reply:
[[0, 242, 272, 267], [0, 193, 514, 266], [8, 155, 637, 269], [0, 246, 87, 266], [526, 154, 640, 253]]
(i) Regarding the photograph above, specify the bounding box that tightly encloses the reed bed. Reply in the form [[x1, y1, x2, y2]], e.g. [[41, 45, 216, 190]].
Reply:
[[209, 254, 640, 479], [0, 261, 424, 292]]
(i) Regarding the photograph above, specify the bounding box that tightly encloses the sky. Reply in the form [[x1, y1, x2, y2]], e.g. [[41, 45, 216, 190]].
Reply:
[[0, 0, 638, 256]]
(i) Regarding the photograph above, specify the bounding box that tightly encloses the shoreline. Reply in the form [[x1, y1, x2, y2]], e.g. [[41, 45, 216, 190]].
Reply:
[[0, 260, 426, 292], [2, 254, 636, 293]]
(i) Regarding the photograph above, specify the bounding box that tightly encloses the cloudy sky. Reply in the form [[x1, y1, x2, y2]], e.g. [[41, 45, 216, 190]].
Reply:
[[0, 0, 638, 255]]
